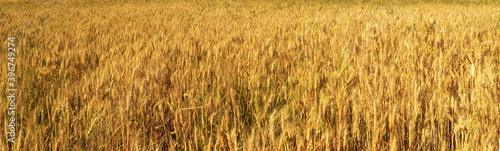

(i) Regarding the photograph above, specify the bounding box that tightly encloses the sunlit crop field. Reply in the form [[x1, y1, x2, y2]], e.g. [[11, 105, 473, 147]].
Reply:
[[1, 0, 500, 150]]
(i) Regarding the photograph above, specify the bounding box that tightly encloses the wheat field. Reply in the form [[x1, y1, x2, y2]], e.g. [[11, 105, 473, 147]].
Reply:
[[1, 0, 500, 150]]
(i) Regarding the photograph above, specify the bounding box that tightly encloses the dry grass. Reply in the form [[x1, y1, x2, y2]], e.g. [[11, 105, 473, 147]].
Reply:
[[1, 0, 500, 150]]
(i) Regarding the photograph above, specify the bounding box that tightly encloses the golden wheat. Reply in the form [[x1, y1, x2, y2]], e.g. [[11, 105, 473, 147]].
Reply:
[[0, 0, 499, 150]]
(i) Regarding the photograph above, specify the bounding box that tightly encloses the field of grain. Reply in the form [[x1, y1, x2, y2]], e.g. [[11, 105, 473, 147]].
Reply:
[[1, 0, 500, 150]]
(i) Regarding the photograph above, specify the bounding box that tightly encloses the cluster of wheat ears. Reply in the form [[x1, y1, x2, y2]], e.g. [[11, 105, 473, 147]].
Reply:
[[1, 0, 499, 150]]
